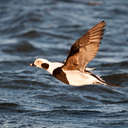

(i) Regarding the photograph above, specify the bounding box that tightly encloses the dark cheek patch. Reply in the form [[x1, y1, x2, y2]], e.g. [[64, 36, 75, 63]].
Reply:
[[41, 63, 49, 69]]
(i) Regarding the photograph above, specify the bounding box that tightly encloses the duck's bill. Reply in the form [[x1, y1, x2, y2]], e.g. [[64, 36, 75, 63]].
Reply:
[[30, 63, 35, 66]]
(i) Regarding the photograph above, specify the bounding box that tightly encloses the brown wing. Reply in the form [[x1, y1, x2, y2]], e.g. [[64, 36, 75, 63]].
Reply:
[[63, 21, 106, 72]]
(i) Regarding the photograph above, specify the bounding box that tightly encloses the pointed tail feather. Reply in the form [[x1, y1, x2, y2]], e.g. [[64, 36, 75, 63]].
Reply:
[[94, 75, 120, 87], [100, 79, 120, 87]]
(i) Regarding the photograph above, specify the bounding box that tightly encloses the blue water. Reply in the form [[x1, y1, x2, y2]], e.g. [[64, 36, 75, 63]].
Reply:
[[0, 0, 128, 127]]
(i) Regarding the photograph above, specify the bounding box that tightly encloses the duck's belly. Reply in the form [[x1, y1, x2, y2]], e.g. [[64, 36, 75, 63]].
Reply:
[[63, 70, 98, 86]]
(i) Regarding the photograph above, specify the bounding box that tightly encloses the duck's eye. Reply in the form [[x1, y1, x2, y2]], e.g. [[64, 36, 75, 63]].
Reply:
[[41, 63, 49, 69], [36, 60, 41, 65]]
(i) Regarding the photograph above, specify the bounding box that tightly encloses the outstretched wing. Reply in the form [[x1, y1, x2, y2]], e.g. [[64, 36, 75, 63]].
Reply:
[[63, 21, 106, 72]]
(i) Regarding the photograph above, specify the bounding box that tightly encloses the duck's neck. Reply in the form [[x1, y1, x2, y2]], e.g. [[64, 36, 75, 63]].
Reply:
[[47, 62, 64, 74]]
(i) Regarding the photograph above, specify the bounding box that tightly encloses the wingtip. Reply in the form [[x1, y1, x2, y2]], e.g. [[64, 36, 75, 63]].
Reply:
[[101, 20, 106, 25], [97, 21, 106, 27]]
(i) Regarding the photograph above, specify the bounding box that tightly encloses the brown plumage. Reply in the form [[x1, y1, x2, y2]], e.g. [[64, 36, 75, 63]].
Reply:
[[63, 21, 105, 72]]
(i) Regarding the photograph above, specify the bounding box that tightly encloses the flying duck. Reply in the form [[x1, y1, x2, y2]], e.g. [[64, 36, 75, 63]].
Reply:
[[30, 21, 116, 86]]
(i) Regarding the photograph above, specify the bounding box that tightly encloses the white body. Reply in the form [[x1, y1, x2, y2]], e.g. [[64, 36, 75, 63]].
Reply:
[[63, 69, 102, 86]]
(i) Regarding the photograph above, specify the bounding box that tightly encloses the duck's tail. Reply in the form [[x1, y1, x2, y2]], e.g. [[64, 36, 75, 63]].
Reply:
[[102, 81, 120, 87], [87, 71, 120, 87], [98, 77, 120, 87], [93, 74, 120, 87]]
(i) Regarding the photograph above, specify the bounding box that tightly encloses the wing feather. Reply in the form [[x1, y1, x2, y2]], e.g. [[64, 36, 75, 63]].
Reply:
[[63, 21, 106, 72]]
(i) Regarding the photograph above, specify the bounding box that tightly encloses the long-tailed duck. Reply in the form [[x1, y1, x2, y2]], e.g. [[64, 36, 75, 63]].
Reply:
[[30, 21, 117, 86]]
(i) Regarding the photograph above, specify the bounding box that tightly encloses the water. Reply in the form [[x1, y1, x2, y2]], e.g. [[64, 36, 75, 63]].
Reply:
[[0, 0, 128, 127]]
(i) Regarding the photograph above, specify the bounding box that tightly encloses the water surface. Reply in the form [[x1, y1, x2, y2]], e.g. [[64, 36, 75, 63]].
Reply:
[[0, 0, 128, 127]]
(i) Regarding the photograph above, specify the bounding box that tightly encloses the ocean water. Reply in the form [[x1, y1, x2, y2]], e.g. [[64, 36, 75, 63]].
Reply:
[[0, 0, 128, 127]]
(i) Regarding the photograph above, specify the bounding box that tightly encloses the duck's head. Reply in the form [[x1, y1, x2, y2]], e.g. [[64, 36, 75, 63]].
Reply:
[[30, 58, 49, 70]]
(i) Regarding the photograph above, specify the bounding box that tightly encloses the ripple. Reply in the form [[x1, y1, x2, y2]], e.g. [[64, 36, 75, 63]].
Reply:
[[111, 8, 128, 15], [29, 109, 102, 117], [101, 99, 128, 104], [0, 102, 22, 112], [101, 61, 128, 69], [19, 30, 41, 38], [103, 73, 128, 86], [0, 102, 18, 108], [2, 40, 43, 56], [61, 0, 102, 6], [0, 102, 31, 114], [35, 93, 86, 106]]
